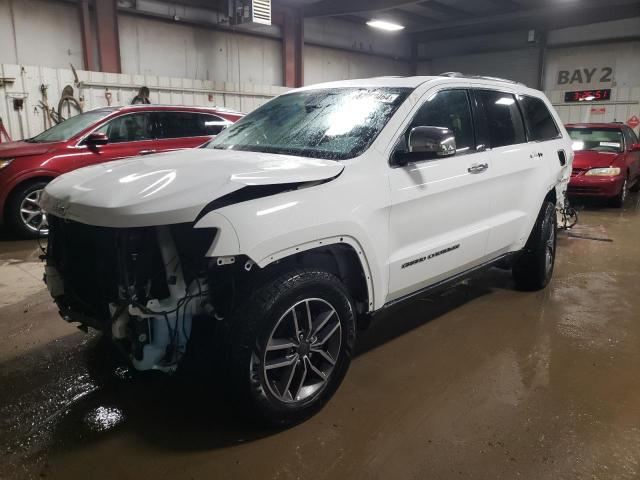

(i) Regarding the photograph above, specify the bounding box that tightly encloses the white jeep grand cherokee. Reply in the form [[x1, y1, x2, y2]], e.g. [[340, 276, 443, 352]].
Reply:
[[41, 74, 572, 425]]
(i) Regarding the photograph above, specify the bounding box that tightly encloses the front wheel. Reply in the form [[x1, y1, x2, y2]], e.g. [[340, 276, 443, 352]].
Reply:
[[611, 176, 628, 208], [5, 180, 50, 238], [223, 269, 356, 426], [512, 201, 557, 291]]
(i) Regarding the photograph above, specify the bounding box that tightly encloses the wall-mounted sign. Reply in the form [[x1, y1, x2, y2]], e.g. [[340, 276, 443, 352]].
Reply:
[[564, 89, 611, 102], [557, 67, 613, 86], [628, 116, 640, 129], [590, 107, 606, 115]]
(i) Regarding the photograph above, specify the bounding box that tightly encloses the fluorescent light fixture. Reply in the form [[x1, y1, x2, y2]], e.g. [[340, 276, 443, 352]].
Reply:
[[366, 19, 405, 31]]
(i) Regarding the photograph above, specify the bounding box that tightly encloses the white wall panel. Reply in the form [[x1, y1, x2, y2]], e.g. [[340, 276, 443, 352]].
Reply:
[[544, 42, 640, 91], [304, 45, 410, 86], [544, 41, 640, 135], [0, 0, 84, 68]]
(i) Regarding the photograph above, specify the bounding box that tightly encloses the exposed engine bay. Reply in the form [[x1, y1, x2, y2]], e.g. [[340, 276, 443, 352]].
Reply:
[[44, 216, 231, 372]]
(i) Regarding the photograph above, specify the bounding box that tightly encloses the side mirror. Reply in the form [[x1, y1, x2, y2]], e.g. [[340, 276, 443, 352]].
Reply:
[[393, 126, 456, 167], [85, 132, 108, 146], [631, 143, 640, 152], [409, 126, 456, 156]]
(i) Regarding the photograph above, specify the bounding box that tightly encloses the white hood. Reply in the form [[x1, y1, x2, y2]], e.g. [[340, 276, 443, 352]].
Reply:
[[41, 148, 344, 227]]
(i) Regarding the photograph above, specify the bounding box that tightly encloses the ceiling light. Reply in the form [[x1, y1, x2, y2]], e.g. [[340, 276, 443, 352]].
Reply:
[[366, 20, 405, 31]]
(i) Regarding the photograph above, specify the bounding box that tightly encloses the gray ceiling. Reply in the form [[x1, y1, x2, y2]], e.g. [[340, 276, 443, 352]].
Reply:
[[167, 0, 640, 41], [290, 0, 640, 40]]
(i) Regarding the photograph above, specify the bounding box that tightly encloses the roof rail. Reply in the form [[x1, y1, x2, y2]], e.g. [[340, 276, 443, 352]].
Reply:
[[438, 72, 523, 86]]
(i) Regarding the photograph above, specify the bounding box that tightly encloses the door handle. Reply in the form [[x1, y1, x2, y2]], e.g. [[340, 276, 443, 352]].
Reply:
[[468, 163, 489, 174], [139, 149, 156, 155], [557, 150, 567, 166]]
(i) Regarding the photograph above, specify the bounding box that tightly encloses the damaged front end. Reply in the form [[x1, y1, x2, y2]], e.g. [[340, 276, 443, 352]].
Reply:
[[44, 216, 218, 372]]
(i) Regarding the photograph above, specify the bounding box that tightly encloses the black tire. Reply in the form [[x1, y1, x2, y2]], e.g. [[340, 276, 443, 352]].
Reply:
[[611, 175, 628, 208], [512, 201, 557, 291], [630, 176, 640, 193], [5, 180, 50, 239], [221, 269, 356, 427]]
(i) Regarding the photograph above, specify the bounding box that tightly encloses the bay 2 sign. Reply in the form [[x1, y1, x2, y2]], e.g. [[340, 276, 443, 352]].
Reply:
[[557, 67, 613, 86]]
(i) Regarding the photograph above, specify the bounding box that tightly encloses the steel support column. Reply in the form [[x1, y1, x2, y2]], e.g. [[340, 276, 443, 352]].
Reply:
[[537, 30, 548, 90], [78, 0, 97, 71], [95, 0, 121, 73], [275, 7, 304, 88], [410, 40, 419, 76]]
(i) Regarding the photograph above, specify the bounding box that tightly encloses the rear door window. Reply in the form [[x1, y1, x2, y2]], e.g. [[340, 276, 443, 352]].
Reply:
[[157, 112, 228, 139], [477, 90, 526, 148], [519, 95, 560, 141]]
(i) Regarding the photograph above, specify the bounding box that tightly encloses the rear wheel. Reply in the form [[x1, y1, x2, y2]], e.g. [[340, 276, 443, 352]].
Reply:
[[6, 180, 50, 238], [222, 269, 356, 426], [512, 201, 556, 291]]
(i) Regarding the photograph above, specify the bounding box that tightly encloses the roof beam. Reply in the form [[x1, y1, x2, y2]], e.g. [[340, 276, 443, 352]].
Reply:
[[483, 0, 522, 10], [416, 1, 472, 18], [302, 0, 422, 18]]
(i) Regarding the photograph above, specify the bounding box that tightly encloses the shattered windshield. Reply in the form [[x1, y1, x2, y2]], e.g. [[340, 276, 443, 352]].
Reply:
[[209, 87, 411, 160]]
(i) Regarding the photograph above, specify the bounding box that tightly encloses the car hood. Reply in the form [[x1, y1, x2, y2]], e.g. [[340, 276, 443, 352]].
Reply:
[[0, 140, 58, 158], [572, 150, 623, 169], [41, 148, 344, 227]]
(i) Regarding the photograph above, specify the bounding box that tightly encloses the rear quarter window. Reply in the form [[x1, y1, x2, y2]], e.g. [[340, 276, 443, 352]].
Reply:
[[519, 96, 560, 142]]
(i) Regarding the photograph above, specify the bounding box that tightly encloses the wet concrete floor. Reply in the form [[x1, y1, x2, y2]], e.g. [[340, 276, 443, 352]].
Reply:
[[1, 195, 640, 479]]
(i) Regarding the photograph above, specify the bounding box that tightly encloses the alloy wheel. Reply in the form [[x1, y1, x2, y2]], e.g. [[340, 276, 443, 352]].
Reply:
[[260, 298, 342, 404], [544, 222, 555, 275], [20, 189, 48, 235]]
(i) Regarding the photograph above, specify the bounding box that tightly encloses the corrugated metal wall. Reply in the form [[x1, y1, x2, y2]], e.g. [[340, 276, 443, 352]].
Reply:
[[304, 45, 410, 85], [418, 48, 541, 87], [0, 63, 290, 140], [118, 14, 285, 85]]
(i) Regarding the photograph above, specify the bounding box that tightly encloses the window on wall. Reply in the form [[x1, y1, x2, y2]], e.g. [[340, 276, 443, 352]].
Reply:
[[157, 112, 229, 139], [519, 95, 559, 141], [477, 90, 526, 148], [409, 89, 475, 154], [95, 113, 154, 143]]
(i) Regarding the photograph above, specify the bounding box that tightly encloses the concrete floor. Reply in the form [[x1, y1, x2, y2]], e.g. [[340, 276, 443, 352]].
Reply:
[[1, 195, 639, 480]]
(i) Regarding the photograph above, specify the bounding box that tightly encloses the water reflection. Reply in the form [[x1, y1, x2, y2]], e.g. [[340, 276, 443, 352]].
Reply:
[[84, 406, 124, 432]]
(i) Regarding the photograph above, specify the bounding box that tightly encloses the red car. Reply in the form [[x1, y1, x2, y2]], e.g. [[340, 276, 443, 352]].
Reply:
[[0, 105, 242, 237], [567, 123, 640, 207]]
